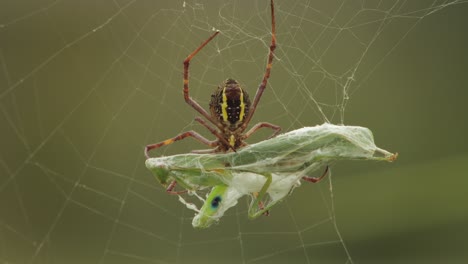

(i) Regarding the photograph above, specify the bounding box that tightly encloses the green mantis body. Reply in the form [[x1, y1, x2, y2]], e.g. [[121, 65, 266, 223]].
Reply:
[[146, 124, 397, 228]]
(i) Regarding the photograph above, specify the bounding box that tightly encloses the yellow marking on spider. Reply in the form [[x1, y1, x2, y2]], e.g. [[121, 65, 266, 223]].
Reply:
[[239, 89, 245, 121], [229, 135, 235, 147], [221, 87, 228, 121], [183, 79, 189, 85], [163, 139, 174, 145]]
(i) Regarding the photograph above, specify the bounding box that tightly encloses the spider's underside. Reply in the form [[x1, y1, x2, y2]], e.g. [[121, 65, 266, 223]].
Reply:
[[210, 78, 251, 151]]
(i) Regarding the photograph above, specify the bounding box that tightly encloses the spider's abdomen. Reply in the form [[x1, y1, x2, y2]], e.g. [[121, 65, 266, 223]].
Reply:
[[210, 79, 251, 129]]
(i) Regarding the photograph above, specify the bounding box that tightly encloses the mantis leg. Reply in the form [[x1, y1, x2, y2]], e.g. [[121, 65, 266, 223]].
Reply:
[[248, 173, 273, 219]]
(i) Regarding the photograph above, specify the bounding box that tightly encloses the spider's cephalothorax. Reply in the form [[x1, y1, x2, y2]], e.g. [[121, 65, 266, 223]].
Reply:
[[210, 79, 251, 130]]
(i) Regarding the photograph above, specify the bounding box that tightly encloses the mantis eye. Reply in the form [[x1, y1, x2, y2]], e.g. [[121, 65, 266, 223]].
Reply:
[[211, 196, 222, 209]]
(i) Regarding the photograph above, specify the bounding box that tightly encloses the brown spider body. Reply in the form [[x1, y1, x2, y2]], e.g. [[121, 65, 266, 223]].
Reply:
[[210, 79, 251, 150]]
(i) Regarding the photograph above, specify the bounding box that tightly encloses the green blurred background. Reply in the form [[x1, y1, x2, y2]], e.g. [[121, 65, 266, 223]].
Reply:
[[1, 1, 467, 263]]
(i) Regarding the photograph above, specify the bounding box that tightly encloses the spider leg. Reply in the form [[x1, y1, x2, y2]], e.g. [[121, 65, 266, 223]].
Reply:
[[183, 31, 222, 129], [241, 0, 276, 131], [191, 148, 219, 154], [166, 181, 188, 195], [194, 116, 233, 150], [145, 131, 216, 159], [302, 166, 329, 183], [243, 122, 281, 141]]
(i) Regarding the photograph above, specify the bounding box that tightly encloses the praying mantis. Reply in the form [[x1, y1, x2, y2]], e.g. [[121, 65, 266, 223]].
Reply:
[[145, 124, 397, 228]]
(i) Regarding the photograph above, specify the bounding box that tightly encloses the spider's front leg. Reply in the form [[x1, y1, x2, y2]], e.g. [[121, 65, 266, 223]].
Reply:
[[182, 30, 221, 127], [145, 131, 216, 159], [145, 131, 218, 194]]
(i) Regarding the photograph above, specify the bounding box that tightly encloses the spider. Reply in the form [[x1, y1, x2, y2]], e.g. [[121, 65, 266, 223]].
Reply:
[[145, 0, 329, 195], [145, 0, 280, 159]]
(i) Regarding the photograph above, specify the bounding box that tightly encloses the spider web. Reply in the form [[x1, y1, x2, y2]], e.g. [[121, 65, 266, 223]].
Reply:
[[1, 0, 467, 263]]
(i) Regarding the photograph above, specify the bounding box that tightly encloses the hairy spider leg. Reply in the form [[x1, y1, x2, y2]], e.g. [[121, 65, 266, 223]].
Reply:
[[183, 31, 222, 129], [242, 122, 281, 141], [145, 131, 216, 159], [240, 0, 277, 132], [302, 166, 329, 183], [165, 181, 188, 195]]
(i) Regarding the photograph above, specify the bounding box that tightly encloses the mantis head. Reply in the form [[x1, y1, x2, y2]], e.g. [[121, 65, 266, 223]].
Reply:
[[192, 185, 243, 228]]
